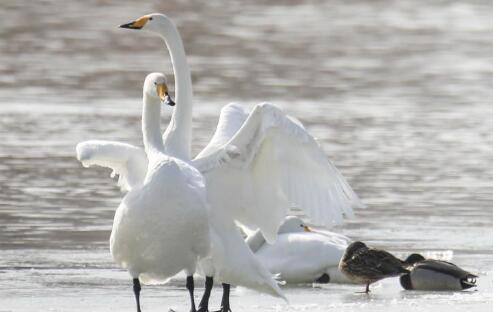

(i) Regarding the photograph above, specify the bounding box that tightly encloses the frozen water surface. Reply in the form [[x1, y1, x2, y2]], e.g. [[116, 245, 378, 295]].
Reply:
[[1, 249, 492, 312], [1, 0, 493, 311]]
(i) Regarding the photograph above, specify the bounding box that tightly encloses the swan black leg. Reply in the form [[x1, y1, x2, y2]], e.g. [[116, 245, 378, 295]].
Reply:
[[133, 278, 142, 312], [365, 282, 370, 293], [186, 275, 197, 312], [197, 276, 213, 312], [214, 283, 231, 312]]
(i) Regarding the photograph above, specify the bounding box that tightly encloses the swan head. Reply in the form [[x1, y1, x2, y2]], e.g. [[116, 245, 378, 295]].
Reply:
[[278, 216, 312, 234], [120, 13, 174, 34], [144, 72, 175, 106]]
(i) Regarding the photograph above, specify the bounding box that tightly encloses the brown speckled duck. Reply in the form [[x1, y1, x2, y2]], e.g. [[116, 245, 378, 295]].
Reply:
[[400, 253, 478, 291], [339, 241, 409, 293]]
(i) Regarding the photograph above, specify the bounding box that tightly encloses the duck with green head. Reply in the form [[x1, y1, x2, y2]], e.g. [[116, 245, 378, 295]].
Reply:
[[400, 253, 478, 291]]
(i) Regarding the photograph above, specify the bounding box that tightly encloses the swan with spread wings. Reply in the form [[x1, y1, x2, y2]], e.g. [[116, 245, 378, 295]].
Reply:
[[77, 13, 363, 312]]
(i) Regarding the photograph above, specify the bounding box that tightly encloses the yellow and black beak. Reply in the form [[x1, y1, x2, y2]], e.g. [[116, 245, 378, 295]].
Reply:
[[157, 83, 175, 106], [303, 225, 312, 232], [119, 15, 150, 30]]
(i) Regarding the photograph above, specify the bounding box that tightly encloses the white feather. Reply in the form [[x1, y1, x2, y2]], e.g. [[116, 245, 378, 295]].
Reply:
[[79, 73, 211, 295], [77, 13, 363, 303], [193, 102, 364, 243], [76, 140, 147, 191], [111, 156, 210, 284], [247, 217, 353, 284]]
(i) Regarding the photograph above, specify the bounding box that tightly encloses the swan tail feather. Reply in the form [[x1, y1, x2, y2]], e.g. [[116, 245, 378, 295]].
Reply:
[[210, 222, 287, 301]]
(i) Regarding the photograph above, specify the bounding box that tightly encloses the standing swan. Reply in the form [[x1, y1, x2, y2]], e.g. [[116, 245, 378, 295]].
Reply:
[[118, 13, 363, 235], [78, 13, 363, 311], [109, 73, 210, 312], [78, 74, 285, 309]]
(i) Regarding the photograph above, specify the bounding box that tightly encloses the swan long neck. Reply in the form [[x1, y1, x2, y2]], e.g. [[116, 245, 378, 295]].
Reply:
[[157, 20, 192, 161], [142, 94, 164, 158]]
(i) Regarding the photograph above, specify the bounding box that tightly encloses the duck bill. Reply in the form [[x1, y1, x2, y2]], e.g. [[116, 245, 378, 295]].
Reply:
[[303, 225, 312, 232], [157, 84, 175, 106]]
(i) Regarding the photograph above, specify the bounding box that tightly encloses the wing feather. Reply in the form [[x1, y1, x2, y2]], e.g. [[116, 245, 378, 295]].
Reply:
[[76, 140, 148, 191], [196, 103, 249, 159], [193, 103, 364, 242]]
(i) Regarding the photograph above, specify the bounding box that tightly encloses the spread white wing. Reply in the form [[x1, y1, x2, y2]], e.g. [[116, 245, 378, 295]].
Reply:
[[76, 140, 148, 191], [192, 103, 364, 243], [195, 103, 249, 159]]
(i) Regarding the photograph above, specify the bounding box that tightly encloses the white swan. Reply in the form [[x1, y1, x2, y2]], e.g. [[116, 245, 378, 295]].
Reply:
[[247, 216, 354, 284], [119, 12, 363, 234], [77, 13, 363, 311], [108, 72, 210, 312]]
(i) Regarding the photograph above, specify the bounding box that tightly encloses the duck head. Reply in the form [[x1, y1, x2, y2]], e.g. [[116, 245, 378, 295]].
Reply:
[[404, 253, 425, 265], [342, 241, 367, 261]]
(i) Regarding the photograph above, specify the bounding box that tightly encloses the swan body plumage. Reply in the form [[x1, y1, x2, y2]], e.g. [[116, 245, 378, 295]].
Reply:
[[111, 155, 210, 283], [247, 216, 352, 284]]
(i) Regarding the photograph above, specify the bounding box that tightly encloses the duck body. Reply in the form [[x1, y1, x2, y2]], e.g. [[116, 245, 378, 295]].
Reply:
[[111, 155, 210, 283], [339, 241, 408, 292], [400, 254, 477, 291]]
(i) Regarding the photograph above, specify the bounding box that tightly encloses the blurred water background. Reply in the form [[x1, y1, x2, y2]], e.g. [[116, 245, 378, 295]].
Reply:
[[1, 0, 493, 311]]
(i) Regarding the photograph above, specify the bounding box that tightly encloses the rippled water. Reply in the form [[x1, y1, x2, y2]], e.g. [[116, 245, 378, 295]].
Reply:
[[1, 0, 493, 311]]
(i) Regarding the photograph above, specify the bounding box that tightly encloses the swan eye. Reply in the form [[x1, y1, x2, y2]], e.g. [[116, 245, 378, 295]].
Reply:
[[154, 82, 157, 85], [149, 17, 153, 21]]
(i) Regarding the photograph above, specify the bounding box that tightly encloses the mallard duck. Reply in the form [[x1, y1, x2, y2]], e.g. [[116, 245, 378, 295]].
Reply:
[[400, 253, 478, 291], [339, 241, 409, 293]]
